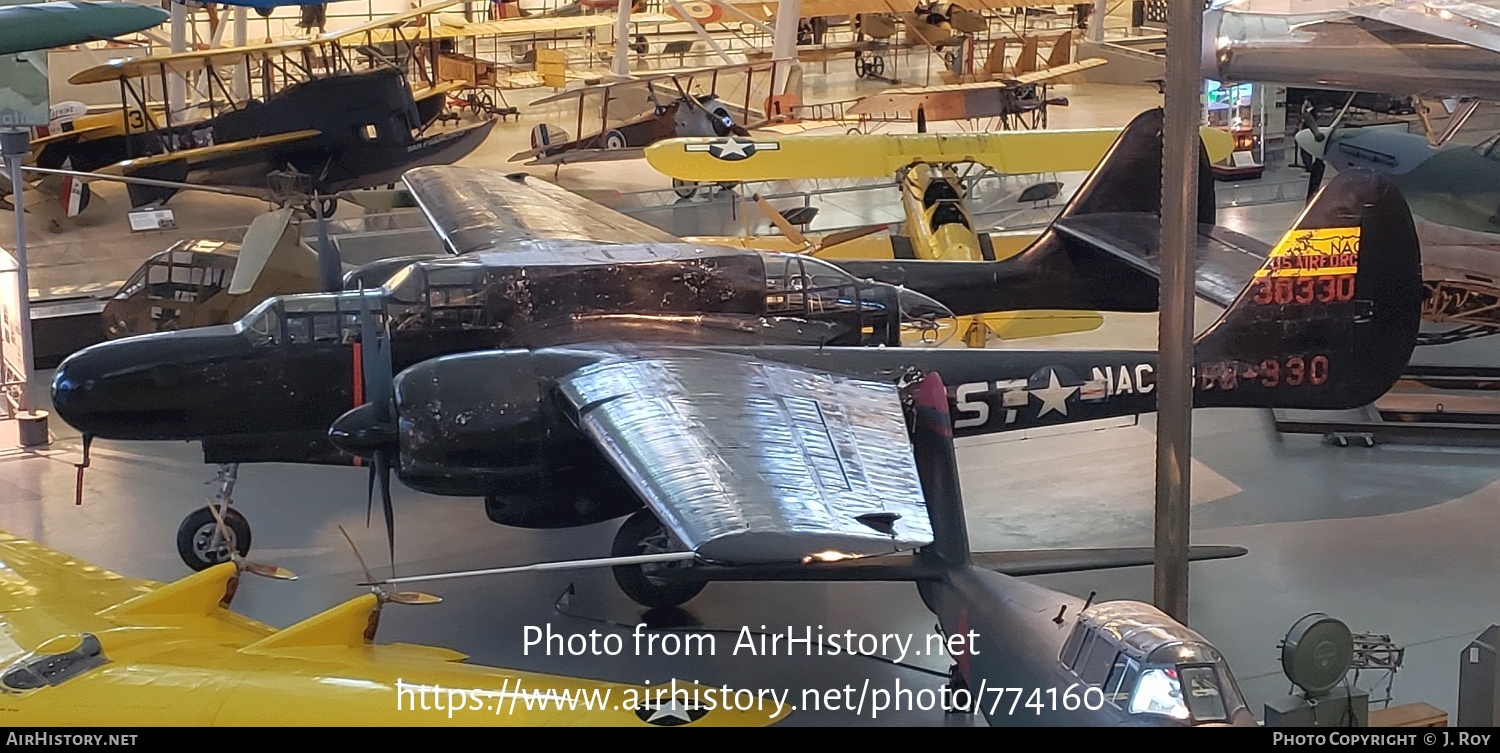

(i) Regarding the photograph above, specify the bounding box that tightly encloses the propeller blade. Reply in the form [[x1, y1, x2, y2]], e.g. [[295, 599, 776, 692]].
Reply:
[[337, 524, 376, 586], [1298, 100, 1322, 138], [243, 562, 298, 580], [1305, 159, 1325, 204], [753, 195, 809, 247], [387, 591, 443, 605], [377, 451, 396, 577], [228, 208, 297, 295], [365, 463, 376, 527], [808, 224, 888, 255]]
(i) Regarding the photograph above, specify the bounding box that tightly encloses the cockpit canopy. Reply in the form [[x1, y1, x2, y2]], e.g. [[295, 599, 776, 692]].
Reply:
[[1058, 601, 1252, 725]]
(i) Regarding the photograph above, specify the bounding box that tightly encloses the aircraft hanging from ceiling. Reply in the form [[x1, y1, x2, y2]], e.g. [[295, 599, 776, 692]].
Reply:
[[511, 62, 787, 166], [0, 0, 166, 56], [0, 524, 783, 726], [1202, 0, 1500, 103], [51, 111, 1425, 578], [12, 0, 495, 215]]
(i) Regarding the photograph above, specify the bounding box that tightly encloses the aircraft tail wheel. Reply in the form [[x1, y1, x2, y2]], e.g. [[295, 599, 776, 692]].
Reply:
[[671, 178, 700, 199], [603, 129, 628, 150], [610, 510, 704, 608], [176, 505, 251, 571]]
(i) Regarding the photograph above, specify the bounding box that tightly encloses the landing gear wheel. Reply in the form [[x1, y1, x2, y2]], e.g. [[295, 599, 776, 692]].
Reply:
[[611, 510, 704, 608], [479, 93, 495, 114], [855, 54, 868, 78], [671, 178, 700, 199], [176, 505, 251, 571], [868, 55, 885, 78], [603, 129, 628, 150], [305, 197, 337, 218]]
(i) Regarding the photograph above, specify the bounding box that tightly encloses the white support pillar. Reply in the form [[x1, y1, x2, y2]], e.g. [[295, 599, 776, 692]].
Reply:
[[612, 0, 632, 77], [168, 0, 187, 117], [771, 0, 800, 94], [233, 7, 248, 100], [1090, 0, 1106, 42]]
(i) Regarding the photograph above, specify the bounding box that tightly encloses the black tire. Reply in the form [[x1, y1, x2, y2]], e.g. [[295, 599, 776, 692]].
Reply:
[[604, 129, 628, 150], [176, 505, 251, 571], [870, 55, 885, 77], [480, 93, 495, 113], [855, 55, 868, 77], [611, 510, 704, 608], [671, 178, 699, 199]]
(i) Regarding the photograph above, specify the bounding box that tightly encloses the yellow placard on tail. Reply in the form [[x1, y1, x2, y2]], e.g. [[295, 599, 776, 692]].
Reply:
[[1256, 227, 1361, 278]]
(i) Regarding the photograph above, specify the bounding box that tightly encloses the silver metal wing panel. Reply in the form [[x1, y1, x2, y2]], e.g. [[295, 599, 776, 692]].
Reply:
[[402, 166, 679, 255], [557, 356, 933, 564]]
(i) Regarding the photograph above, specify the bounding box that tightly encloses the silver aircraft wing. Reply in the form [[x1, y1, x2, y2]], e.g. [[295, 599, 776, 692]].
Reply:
[[1347, 0, 1500, 56], [554, 355, 934, 564], [401, 166, 679, 255]]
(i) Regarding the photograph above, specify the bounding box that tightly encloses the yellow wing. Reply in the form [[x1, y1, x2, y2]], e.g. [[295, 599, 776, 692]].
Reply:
[[647, 126, 1235, 181], [97, 129, 322, 175]]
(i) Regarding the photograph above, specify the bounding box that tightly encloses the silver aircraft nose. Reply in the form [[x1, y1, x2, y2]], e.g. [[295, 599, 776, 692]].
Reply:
[[897, 288, 958, 347]]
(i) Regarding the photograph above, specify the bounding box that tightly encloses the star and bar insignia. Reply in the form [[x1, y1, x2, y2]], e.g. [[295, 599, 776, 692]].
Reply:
[[634, 698, 710, 726], [685, 137, 780, 161]]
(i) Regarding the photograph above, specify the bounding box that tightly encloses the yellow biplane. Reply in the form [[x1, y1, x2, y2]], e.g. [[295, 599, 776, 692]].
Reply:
[[0, 528, 785, 726], [645, 125, 1234, 341]]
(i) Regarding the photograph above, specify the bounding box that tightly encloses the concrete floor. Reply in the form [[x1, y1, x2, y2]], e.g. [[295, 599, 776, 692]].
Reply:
[[3, 47, 1498, 726]]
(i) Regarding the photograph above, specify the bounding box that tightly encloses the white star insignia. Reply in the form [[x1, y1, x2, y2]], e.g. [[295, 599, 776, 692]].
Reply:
[[1031, 369, 1078, 417], [646, 699, 694, 724], [710, 138, 750, 159]]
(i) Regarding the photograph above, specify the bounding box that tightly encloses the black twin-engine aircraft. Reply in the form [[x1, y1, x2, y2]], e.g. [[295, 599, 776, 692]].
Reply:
[[52, 109, 1423, 585]]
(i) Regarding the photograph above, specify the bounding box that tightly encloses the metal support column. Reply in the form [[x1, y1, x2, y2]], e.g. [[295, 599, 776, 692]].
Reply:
[[1154, 0, 1203, 622], [612, 0, 631, 77], [2, 129, 44, 445], [233, 7, 249, 100], [169, 0, 188, 116], [1090, 0, 1107, 43], [772, 0, 800, 94]]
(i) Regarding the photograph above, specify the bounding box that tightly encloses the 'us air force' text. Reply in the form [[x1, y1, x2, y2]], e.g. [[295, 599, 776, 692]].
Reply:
[[525, 623, 978, 664]]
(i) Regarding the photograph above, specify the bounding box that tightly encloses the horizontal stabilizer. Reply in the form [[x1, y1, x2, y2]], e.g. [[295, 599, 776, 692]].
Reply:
[[970, 545, 1248, 577]]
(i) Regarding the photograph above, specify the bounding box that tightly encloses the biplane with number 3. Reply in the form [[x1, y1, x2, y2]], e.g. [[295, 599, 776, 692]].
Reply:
[[21, 0, 496, 213]]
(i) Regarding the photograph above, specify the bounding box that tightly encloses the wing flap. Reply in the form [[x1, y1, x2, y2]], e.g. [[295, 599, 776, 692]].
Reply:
[[556, 356, 933, 564], [401, 166, 677, 254]]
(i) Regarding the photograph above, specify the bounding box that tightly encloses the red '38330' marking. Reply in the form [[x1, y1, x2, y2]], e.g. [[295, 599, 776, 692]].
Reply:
[[1253, 274, 1355, 306]]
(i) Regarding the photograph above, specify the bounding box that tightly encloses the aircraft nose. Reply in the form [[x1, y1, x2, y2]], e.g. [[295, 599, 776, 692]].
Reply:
[[51, 327, 244, 439], [898, 288, 958, 347]]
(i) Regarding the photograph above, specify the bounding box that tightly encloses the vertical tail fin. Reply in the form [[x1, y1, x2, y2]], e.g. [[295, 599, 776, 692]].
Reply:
[[1192, 170, 1422, 409], [908, 372, 970, 566], [1055, 107, 1216, 225]]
